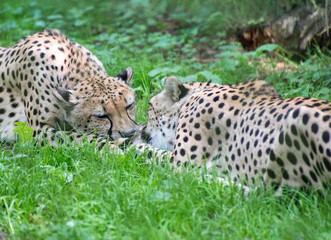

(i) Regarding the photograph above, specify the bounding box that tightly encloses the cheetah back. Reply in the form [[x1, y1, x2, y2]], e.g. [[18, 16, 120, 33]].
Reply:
[[142, 77, 331, 192]]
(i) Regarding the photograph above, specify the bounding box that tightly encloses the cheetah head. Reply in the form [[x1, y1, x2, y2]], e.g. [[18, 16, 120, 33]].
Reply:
[[142, 76, 189, 150], [53, 67, 138, 140]]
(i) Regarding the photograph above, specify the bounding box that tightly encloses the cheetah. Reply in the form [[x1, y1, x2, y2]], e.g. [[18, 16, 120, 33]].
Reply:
[[137, 76, 331, 193], [0, 30, 138, 149]]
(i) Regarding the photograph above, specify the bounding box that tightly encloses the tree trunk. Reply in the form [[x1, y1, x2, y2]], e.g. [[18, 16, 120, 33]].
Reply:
[[237, 5, 331, 56]]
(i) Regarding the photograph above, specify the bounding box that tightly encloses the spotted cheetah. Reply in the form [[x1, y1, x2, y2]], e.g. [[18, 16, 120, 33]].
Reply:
[[0, 29, 137, 149], [137, 76, 331, 193]]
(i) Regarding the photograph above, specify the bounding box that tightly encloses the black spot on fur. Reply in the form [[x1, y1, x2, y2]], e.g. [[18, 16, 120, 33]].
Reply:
[[287, 152, 297, 165], [322, 131, 330, 143], [267, 169, 276, 179]]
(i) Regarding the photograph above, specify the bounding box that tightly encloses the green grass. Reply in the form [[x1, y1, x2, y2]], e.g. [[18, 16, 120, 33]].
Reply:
[[0, 0, 331, 239], [2, 142, 331, 239]]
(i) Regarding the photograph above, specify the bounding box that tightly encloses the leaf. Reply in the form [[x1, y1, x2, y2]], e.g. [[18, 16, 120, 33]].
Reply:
[[7, 154, 28, 160], [148, 67, 169, 77], [219, 58, 239, 71], [47, 14, 63, 20], [133, 86, 144, 93], [148, 66, 181, 78], [162, 180, 179, 190], [255, 44, 283, 54], [64, 173, 74, 184], [34, 20, 45, 28], [206, 11, 223, 24], [180, 74, 198, 83], [301, 64, 319, 72], [74, 19, 87, 27], [197, 71, 222, 82], [247, 17, 264, 25], [13, 122, 33, 143], [219, 45, 241, 51], [149, 191, 171, 202], [215, 51, 242, 58], [319, 87, 330, 96]]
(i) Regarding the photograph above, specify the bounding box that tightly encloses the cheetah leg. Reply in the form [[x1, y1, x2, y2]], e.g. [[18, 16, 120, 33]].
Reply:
[[34, 125, 127, 154], [0, 84, 26, 141], [130, 143, 251, 196], [199, 174, 251, 197], [128, 143, 171, 164]]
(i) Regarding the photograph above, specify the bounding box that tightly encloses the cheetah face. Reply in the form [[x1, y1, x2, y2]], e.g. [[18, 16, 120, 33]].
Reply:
[[53, 67, 138, 140], [143, 76, 189, 150]]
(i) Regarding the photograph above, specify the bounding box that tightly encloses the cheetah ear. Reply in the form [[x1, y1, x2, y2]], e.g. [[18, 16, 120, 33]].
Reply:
[[115, 67, 133, 85], [53, 89, 78, 107], [164, 76, 188, 102]]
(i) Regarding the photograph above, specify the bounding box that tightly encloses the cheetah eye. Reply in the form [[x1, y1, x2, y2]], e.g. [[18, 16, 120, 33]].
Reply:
[[93, 114, 108, 119], [126, 103, 134, 110]]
